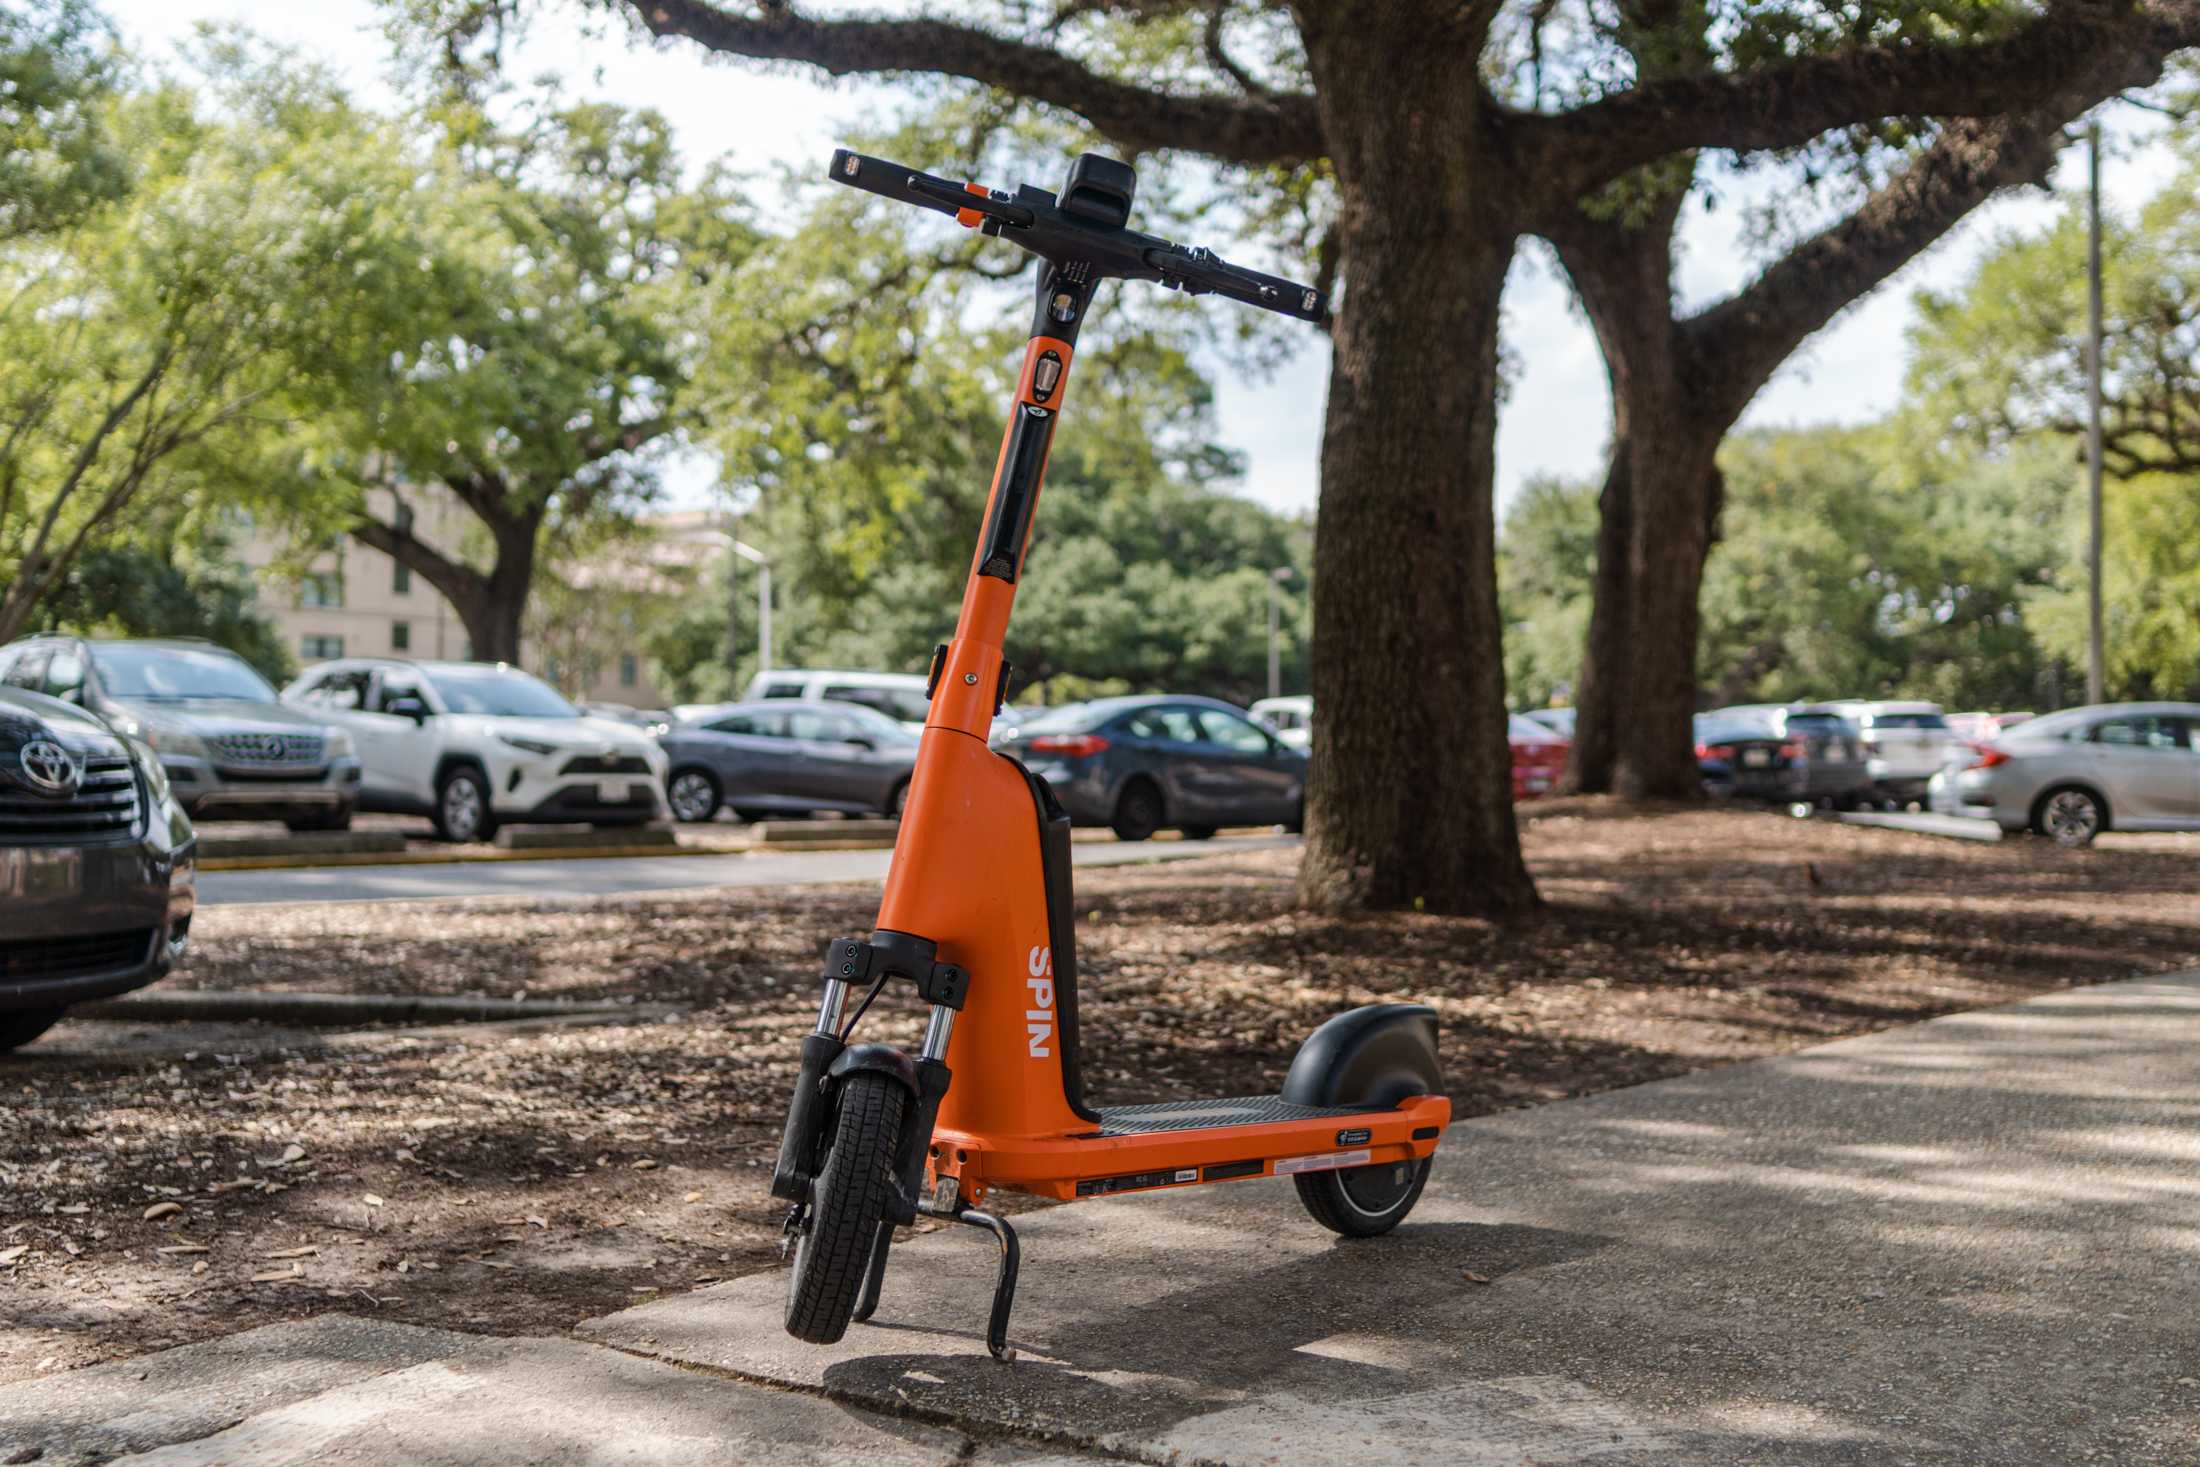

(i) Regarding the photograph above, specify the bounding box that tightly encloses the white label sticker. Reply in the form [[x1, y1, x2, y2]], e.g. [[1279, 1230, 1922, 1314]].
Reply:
[[1273, 1149, 1371, 1177]]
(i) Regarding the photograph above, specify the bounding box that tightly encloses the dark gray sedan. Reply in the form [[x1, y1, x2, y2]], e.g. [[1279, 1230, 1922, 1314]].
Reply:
[[657, 700, 920, 823], [991, 695, 1306, 840]]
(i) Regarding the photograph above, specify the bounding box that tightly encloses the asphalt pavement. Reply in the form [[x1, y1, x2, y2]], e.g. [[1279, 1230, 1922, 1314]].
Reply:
[[10, 971, 2193, 1464], [196, 832, 1296, 906]]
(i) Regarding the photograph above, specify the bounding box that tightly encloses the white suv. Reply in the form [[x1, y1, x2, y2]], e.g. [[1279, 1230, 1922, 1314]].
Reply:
[[284, 659, 668, 842]]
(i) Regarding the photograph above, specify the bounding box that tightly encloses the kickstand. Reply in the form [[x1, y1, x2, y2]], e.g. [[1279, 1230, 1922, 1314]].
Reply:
[[918, 1200, 1020, 1361]]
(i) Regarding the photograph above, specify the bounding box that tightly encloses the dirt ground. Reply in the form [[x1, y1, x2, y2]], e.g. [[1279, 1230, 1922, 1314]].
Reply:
[[5, 802, 2198, 1382]]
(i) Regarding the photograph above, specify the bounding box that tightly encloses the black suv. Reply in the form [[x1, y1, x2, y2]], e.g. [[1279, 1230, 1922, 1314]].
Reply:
[[0, 687, 196, 1052]]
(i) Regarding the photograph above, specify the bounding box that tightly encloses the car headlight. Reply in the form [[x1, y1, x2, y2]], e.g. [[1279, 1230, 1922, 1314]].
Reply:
[[499, 733, 559, 757], [143, 725, 208, 759], [325, 728, 355, 759], [128, 737, 173, 804]]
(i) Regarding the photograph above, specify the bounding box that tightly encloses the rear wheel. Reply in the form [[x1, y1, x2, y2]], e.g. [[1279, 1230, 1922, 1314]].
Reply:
[[1110, 780, 1163, 842], [784, 1071, 906, 1344], [667, 768, 721, 824], [2035, 786, 2105, 848], [0, 1007, 67, 1053]]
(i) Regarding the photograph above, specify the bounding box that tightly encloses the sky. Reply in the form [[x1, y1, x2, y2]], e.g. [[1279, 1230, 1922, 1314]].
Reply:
[[105, 0, 2179, 520]]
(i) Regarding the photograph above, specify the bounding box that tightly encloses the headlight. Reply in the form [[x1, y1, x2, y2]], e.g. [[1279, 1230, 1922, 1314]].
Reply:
[[128, 737, 173, 804], [325, 728, 355, 759], [143, 725, 208, 759], [499, 733, 559, 757]]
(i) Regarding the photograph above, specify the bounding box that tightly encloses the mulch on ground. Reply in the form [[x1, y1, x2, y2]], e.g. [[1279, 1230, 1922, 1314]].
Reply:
[[5, 801, 2195, 1381]]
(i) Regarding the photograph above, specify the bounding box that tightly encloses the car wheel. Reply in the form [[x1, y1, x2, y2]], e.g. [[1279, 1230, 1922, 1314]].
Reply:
[[284, 806, 353, 833], [886, 779, 911, 820], [434, 765, 496, 843], [667, 768, 722, 824], [1110, 780, 1164, 842], [0, 1006, 66, 1053], [2034, 787, 2105, 848], [1180, 824, 1218, 841]]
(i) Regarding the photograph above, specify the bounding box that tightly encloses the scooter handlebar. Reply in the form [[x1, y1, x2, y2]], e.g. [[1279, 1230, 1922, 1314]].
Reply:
[[826, 147, 1325, 324]]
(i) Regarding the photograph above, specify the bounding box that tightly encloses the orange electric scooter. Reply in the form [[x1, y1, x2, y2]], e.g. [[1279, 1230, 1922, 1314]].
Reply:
[[772, 148, 1452, 1360]]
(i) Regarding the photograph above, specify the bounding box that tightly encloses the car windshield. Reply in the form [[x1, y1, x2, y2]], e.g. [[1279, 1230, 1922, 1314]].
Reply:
[[425, 667, 578, 719], [93, 645, 276, 702], [1869, 712, 1946, 730], [1784, 713, 1850, 735]]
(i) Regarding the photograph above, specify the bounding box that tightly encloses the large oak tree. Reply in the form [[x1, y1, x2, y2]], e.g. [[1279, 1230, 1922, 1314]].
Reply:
[[398, 0, 2200, 916]]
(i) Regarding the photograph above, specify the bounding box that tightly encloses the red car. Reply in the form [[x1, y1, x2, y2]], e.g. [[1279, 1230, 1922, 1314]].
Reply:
[[1508, 714, 1570, 801]]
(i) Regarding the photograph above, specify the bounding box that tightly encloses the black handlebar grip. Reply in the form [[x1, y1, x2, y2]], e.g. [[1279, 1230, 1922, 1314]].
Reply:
[[827, 148, 964, 219]]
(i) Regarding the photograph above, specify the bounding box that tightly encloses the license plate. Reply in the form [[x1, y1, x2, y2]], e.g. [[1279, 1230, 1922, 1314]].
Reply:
[[597, 779, 627, 803], [1742, 749, 1771, 768]]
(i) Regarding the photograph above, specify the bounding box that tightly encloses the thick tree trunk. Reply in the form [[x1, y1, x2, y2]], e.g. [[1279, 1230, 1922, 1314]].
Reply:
[[1294, 17, 1536, 917], [350, 495, 542, 666], [1608, 445, 1722, 798]]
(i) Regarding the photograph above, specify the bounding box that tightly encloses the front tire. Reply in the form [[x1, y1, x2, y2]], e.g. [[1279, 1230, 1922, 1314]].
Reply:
[[1110, 780, 1164, 842], [0, 1007, 66, 1053], [785, 1071, 907, 1345], [2035, 786, 2105, 847], [667, 768, 721, 824], [433, 765, 496, 843]]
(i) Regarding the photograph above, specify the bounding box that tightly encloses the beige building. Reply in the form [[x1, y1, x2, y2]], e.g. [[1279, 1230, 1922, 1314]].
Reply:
[[240, 487, 732, 710]]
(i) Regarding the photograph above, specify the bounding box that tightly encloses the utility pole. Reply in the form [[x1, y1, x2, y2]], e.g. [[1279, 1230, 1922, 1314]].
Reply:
[[712, 521, 774, 682], [2085, 120, 2107, 706], [1267, 567, 1294, 701]]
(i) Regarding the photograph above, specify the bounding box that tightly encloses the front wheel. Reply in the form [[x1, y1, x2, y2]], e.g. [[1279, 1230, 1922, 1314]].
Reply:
[[785, 1071, 907, 1344], [0, 1006, 66, 1053], [433, 766, 496, 843], [2035, 786, 2105, 847]]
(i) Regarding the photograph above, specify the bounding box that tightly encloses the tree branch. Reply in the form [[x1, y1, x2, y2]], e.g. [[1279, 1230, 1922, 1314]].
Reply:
[[616, 0, 1325, 164], [350, 509, 490, 613], [1515, 1, 2200, 201]]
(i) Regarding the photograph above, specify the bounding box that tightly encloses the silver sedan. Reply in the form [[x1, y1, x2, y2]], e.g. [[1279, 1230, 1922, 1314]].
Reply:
[[1930, 701, 2200, 845]]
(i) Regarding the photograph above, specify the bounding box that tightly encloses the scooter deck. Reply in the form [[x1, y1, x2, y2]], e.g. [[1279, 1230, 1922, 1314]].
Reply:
[[1087, 1096, 1385, 1138]]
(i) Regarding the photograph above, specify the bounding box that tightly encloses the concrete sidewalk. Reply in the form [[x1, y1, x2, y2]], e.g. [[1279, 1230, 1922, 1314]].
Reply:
[[8, 974, 2196, 1464]]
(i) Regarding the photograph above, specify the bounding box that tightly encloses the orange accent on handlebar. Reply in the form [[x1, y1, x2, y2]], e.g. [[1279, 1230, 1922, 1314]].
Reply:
[[956, 181, 990, 230]]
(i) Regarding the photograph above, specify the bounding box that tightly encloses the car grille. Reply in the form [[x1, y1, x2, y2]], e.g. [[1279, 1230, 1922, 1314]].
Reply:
[[0, 928, 155, 984], [208, 731, 325, 768], [560, 754, 653, 776], [0, 754, 142, 843]]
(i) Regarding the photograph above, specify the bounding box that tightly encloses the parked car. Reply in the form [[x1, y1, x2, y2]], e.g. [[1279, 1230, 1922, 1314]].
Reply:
[[1929, 702, 2200, 845], [0, 686, 195, 1051], [990, 695, 1305, 840], [284, 659, 668, 842], [1249, 695, 1312, 749], [1945, 710, 2033, 744], [744, 669, 934, 731], [1695, 705, 1871, 806], [0, 636, 360, 830], [1805, 700, 1950, 806], [578, 702, 673, 737], [658, 700, 920, 823], [1506, 714, 1570, 800], [1522, 707, 1576, 740]]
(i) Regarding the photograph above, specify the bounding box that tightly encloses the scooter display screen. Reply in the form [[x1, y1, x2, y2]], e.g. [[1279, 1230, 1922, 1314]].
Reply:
[[977, 404, 1055, 582]]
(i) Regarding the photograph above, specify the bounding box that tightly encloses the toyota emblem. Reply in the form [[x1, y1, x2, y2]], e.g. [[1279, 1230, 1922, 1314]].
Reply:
[[18, 739, 80, 797]]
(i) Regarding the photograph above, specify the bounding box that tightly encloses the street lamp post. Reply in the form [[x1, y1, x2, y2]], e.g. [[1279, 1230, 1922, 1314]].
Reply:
[[2085, 121, 2107, 706], [1267, 567, 1294, 701]]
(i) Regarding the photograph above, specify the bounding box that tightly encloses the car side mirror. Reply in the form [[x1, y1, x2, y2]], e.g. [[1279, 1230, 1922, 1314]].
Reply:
[[386, 696, 430, 723]]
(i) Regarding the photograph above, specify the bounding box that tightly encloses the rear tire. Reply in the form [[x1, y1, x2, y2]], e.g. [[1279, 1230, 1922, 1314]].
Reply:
[[1110, 780, 1163, 842], [1296, 1154, 1432, 1239], [0, 1006, 67, 1053], [784, 1071, 906, 1345], [2034, 786, 2106, 847]]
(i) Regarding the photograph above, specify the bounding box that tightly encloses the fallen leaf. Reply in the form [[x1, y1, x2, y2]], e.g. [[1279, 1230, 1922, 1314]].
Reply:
[[682, 1191, 703, 1203], [526, 1216, 547, 1229], [142, 1202, 184, 1222], [249, 1262, 304, 1283], [362, 1194, 384, 1208], [630, 1159, 658, 1171], [57, 1203, 89, 1215], [0, 1245, 28, 1266], [262, 1144, 307, 1168], [1462, 1270, 1492, 1285]]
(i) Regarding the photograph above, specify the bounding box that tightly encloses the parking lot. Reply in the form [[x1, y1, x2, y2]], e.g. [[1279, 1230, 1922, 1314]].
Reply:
[[7, 801, 2197, 1383]]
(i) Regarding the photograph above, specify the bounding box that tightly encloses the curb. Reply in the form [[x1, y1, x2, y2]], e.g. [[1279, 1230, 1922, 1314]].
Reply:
[[198, 842, 768, 872], [77, 989, 677, 1026]]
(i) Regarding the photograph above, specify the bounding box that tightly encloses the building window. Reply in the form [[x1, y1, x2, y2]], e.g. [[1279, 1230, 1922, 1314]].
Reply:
[[300, 634, 344, 660], [619, 653, 638, 688], [299, 572, 343, 609], [392, 621, 411, 652]]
